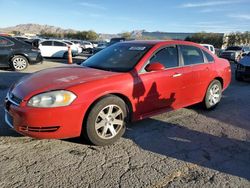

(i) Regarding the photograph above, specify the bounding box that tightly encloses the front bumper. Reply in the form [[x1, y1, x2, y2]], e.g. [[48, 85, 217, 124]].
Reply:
[[4, 94, 86, 139]]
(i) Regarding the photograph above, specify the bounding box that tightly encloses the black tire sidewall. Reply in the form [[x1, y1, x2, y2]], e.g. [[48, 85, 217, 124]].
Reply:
[[204, 80, 222, 110], [11, 55, 28, 71], [84, 96, 127, 146]]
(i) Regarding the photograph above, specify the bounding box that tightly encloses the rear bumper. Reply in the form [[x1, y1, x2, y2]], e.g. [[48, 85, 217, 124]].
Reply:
[[27, 52, 43, 64]]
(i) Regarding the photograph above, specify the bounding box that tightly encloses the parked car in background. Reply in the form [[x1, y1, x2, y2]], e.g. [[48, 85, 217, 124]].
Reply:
[[235, 52, 250, 81], [109, 37, 126, 46], [200, 44, 215, 54], [89, 41, 98, 48], [215, 48, 224, 57], [63, 40, 81, 55], [0, 36, 42, 71], [82, 41, 94, 53], [219, 46, 250, 63], [93, 43, 108, 54], [5, 40, 231, 146], [39, 40, 77, 58], [71, 40, 83, 53]]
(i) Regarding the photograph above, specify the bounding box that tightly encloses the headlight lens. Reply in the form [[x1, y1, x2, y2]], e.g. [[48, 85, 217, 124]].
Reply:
[[27, 90, 77, 108]]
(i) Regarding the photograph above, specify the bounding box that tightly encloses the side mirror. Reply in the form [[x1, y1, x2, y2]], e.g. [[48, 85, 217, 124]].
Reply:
[[145, 62, 165, 72]]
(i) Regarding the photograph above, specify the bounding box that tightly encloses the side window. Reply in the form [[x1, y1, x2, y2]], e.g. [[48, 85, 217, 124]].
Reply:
[[203, 50, 214, 62], [180, 45, 204, 65], [0, 37, 14, 47], [149, 46, 179, 68], [41, 41, 53, 46], [54, 41, 66, 46]]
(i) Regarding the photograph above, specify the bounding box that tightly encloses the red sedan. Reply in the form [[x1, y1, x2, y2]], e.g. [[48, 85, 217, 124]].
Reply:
[[4, 40, 231, 145]]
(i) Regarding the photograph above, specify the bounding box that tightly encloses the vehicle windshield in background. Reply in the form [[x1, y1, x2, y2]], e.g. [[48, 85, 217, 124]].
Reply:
[[82, 43, 152, 72], [226, 46, 242, 51]]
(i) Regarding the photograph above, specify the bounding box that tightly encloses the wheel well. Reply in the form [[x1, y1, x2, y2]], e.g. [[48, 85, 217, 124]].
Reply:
[[214, 77, 224, 88], [81, 93, 133, 133]]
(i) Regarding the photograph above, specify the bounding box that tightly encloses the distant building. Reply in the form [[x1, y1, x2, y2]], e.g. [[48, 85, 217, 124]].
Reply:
[[142, 32, 195, 40]]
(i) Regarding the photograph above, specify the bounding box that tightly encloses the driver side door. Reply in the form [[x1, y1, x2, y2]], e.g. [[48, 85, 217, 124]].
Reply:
[[133, 45, 184, 117]]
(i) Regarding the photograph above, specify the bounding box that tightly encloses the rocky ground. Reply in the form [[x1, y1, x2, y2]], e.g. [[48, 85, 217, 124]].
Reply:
[[0, 59, 249, 188]]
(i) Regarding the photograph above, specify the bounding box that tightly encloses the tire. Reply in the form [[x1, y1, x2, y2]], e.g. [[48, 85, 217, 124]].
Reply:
[[235, 70, 243, 81], [10, 55, 28, 71], [83, 95, 127, 146], [203, 80, 222, 110]]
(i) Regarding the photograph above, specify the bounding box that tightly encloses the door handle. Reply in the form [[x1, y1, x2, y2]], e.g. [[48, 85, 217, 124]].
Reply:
[[172, 73, 182, 78]]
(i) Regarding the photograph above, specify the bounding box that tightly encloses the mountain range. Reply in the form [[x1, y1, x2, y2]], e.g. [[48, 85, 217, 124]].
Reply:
[[0, 23, 195, 40]]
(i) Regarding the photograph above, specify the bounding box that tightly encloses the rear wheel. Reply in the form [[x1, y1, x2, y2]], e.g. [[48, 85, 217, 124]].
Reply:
[[10, 55, 28, 71], [84, 96, 127, 146], [203, 80, 222, 110]]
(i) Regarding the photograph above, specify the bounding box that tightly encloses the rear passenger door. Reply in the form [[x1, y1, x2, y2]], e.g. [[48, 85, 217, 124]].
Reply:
[[53, 41, 67, 57], [179, 45, 212, 104], [39, 41, 53, 57]]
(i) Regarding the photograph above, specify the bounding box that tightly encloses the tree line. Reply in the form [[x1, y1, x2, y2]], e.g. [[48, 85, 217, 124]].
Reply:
[[39, 30, 99, 40], [185, 32, 250, 48]]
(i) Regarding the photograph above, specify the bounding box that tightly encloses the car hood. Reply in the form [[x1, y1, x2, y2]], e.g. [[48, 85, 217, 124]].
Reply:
[[11, 65, 119, 100], [239, 56, 250, 66]]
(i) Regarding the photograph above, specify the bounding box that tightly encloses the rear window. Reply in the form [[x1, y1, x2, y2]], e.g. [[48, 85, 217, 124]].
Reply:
[[180, 45, 204, 65], [0, 37, 14, 46], [203, 50, 214, 62]]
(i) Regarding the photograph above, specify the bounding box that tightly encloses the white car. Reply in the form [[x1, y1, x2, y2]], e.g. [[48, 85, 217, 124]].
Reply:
[[82, 41, 94, 50], [63, 40, 82, 54], [200, 44, 216, 54], [39, 40, 78, 58]]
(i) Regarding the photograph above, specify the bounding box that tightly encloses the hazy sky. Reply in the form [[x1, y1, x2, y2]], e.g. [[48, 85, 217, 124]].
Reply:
[[0, 0, 250, 33]]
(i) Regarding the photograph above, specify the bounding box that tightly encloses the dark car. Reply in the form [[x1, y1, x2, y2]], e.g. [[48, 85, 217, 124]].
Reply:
[[0, 36, 42, 71], [93, 38, 126, 54], [235, 52, 250, 81], [219, 46, 250, 63]]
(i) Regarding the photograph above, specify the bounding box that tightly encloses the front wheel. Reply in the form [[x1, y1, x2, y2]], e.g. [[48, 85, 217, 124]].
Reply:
[[84, 96, 127, 146], [203, 80, 222, 110]]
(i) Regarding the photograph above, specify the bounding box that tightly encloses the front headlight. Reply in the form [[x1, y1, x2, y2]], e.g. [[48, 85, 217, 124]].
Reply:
[[27, 90, 77, 108]]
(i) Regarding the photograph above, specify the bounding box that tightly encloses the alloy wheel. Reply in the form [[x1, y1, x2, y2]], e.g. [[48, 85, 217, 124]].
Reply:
[[13, 57, 27, 70], [208, 84, 221, 106], [95, 104, 124, 139]]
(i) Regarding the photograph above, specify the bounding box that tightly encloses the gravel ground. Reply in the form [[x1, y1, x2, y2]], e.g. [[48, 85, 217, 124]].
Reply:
[[0, 59, 249, 188]]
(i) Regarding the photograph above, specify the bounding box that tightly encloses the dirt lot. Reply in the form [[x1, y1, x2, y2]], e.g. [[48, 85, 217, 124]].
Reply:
[[0, 58, 249, 188]]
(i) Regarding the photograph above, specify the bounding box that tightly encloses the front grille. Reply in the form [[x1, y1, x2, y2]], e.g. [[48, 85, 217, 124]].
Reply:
[[20, 126, 60, 132]]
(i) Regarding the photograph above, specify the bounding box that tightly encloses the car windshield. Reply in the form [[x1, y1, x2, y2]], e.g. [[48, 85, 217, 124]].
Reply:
[[82, 43, 152, 72], [226, 46, 242, 51]]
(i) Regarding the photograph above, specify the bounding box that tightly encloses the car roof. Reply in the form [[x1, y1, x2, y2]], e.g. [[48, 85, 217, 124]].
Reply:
[[41, 39, 68, 44], [122, 40, 201, 47]]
